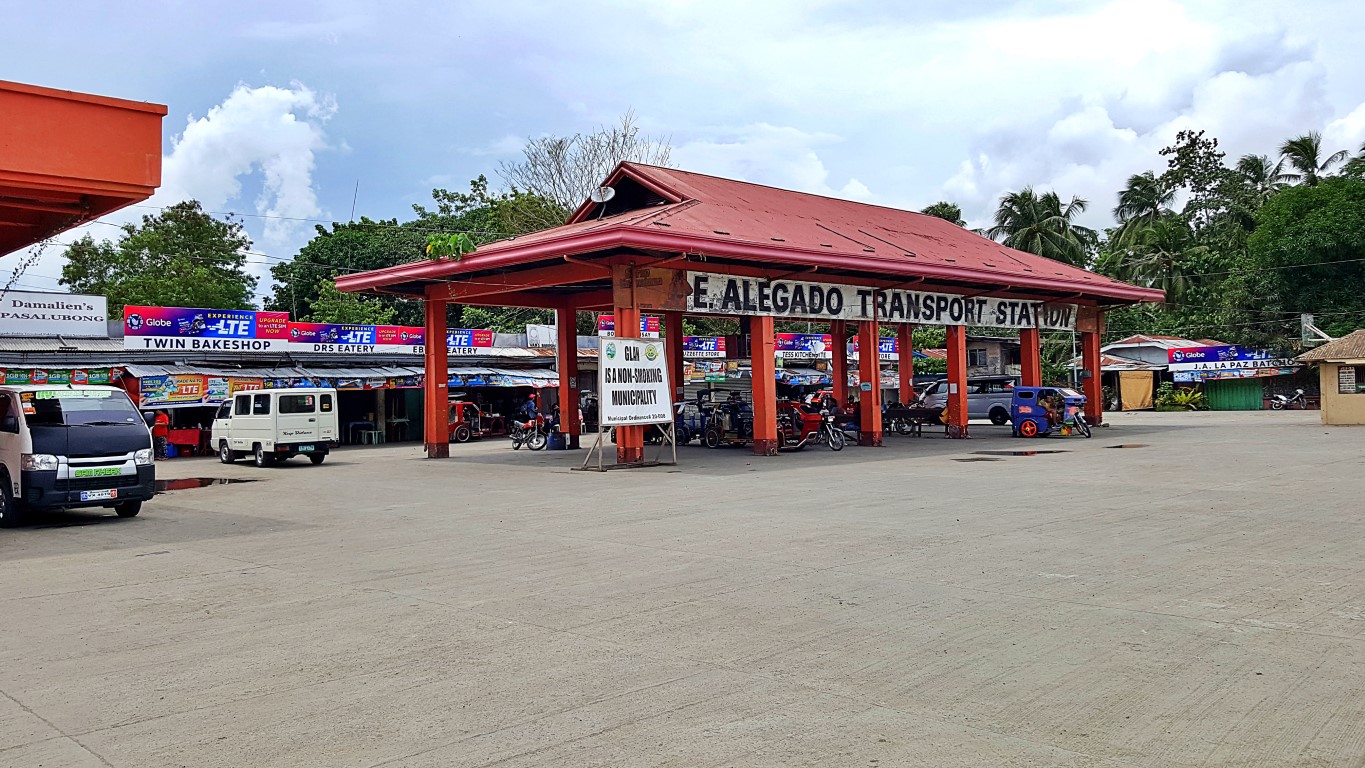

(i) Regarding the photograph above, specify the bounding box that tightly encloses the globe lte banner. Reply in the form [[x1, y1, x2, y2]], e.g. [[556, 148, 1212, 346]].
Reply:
[[123, 306, 291, 351], [685, 271, 1077, 330]]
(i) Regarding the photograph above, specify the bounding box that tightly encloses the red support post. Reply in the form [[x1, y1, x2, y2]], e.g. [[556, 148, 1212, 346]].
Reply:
[[614, 304, 645, 464], [830, 320, 848, 407], [946, 325, 969, 439], [1082, 321, 1104, 426], [1020, 327, 1042, 387], [665, 311, 685, 403], [897, 324, 915, 403], [423, 292, 450, 458], [857, 321, 883, 446], [750, 315, 778, 456], [555, 306, 580, 449]]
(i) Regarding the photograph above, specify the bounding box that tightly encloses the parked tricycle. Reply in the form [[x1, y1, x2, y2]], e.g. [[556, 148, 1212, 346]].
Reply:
[[776, 399, 844, 451], [447, 396, 496, 443], [1009, 386, 1092, 438], [701, 389, 754, 448]]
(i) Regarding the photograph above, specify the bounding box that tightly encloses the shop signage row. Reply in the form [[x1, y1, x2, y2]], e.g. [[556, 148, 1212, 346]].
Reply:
[[685, 271, 1077, 330], [1, 367, 121, 386], [683, 336, 726, 359], [122, 305, 494, 355]]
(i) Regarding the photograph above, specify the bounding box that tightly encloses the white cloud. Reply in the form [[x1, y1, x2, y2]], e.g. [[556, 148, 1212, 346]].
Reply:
[[673, 124, 874, 202]]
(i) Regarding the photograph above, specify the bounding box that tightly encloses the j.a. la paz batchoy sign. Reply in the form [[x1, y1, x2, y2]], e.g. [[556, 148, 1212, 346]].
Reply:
[[685, 271, 1077, 330]]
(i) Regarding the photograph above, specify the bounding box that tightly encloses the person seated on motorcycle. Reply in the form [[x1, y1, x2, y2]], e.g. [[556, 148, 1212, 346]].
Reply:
[[519, 393, 539, 424], [1042, 391, 1065, 427]]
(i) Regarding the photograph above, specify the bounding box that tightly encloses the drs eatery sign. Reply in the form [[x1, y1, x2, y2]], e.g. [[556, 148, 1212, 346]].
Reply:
[[685, 271, 1076, 330]]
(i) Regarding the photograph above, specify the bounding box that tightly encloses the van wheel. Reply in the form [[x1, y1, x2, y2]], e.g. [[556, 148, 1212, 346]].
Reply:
[[0, 475, 23, 529], [309, 454, 326, 465], [114, 500, 142, 518], [253, 444, 273, 468], [989, 408, 1010, 426], [452, 424, 472, 443], [219, 441, 236, 464]]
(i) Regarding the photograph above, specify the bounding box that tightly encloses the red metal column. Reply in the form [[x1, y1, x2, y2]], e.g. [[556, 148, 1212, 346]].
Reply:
[[423, 292, 450, 458], [830, 320, 848, 406], [1082, 320, 1104, 426], [555, 306, 580, 449], [897, 324, 915, 403], [1020, 327, 1042, 387], [946, 325, 969, 438], [614, 304, 645, 463], [665, 311, 685, 403], [750, 315, 778, 456], [857, 321, 883, 446]]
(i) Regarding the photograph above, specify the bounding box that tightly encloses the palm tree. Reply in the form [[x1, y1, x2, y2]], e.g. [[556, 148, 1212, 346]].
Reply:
[[1279, 132, 1350, 186], [1111, 171, 1174, 247], [919, 201, 966, 226], [1341, 142, 1365, 179], [1111, 215, 1206, 302], [1235, 154, 1291, 204], [986, 187, 1096, 267]]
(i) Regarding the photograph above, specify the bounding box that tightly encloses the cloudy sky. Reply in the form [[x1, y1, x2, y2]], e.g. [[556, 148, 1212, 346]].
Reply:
[[4, 0, 1365, 301]]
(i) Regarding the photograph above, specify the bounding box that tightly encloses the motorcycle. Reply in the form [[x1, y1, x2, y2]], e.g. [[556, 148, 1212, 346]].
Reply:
[[1270, 388, 1306, 410], [510, 414, 549, 451], [776, 402, 845, 451]]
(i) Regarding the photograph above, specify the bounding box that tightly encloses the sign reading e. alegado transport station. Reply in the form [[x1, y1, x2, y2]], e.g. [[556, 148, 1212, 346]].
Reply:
[[598, 338, 672, 427], [685, 271, 1077, 330]]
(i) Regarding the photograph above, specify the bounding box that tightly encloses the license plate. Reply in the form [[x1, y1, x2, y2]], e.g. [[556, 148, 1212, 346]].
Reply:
[[74, 467, 121, 478], [298, 445, 315, 452], [79, 489, 119, 501]]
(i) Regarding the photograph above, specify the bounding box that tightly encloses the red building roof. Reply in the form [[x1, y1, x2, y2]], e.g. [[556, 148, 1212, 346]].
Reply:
[[338, 162, 1163, 306]]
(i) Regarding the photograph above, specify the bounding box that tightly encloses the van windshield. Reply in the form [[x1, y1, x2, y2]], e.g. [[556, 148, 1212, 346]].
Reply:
[[21, 390, 142, 427]]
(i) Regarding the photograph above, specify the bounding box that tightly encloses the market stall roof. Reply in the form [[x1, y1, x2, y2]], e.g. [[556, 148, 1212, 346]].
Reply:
[[337, 162, 1165, 308], [1067, 353, 1166, 371], [1296, 330, 1365, 363], [0, 80, 166, 256]]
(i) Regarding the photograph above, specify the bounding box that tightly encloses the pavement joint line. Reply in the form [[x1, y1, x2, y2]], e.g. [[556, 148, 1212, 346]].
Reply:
[[0, 687, 116, 767], [832, 567, 1365, 646]]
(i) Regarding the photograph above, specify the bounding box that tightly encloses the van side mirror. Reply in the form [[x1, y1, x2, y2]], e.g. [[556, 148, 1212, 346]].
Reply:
[[143, 413, 156, 427], [0, 415, 18, 434]]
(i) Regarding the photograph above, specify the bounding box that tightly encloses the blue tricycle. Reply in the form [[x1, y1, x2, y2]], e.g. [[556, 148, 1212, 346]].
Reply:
[[1009, 386, 1092, 438]]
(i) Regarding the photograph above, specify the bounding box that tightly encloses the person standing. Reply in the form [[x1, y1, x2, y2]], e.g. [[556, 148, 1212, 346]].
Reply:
[[151, 410, 170, 459]]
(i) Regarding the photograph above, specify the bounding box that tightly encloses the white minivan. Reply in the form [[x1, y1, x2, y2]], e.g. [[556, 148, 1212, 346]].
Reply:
[[211, 388, 339, 467]]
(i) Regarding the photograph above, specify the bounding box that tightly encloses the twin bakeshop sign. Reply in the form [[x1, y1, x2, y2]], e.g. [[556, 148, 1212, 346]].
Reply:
[[598, 338, 672, 426], [1, 291, 108, 338], [124, 306, 290, 351], [685, 271, 1076, 330]]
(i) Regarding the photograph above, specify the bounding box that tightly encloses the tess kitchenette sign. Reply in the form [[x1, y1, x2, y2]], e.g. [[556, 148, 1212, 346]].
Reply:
[[684, 271, 1076, 330], [0, 291, 109, 337]]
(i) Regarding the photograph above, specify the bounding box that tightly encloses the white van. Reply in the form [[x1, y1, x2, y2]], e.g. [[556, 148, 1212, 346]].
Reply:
[[919, 375, 1020, 425], [211, 388, 339, 467], [0, 385, 155, 527]]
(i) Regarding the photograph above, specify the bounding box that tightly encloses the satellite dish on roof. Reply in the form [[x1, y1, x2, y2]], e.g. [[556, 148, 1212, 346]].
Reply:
[[589, 186, 616, 203]]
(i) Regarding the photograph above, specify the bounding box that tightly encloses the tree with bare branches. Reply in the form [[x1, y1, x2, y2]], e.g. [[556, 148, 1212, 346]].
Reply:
[[497, 110, 672, 229]]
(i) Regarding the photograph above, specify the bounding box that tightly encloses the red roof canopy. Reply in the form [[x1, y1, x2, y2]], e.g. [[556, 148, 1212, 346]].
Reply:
[[338, 162, 1163, 307], [0, 80, 166, 256]]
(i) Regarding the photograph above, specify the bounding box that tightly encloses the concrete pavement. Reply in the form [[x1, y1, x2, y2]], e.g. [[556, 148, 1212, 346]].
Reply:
[[2, 411, 1364, 766]]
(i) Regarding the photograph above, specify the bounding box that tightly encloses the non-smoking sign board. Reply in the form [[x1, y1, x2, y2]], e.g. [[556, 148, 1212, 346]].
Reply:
[[598, 338, 672, 427], [685, 271, 1076, 330]]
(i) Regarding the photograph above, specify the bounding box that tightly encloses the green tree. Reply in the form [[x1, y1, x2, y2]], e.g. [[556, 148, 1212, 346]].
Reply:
[[1159, 129, 1232, 233], [919, 201, 966, 226], [1339, 142, 1365, 179], [1279, 132, 1350, 186], [306, 280, 397, 325], [1111, 171, 1175, 247], [267, 217, 428, 325], [985, 187, 1096, 267], [60, 200, 256, 311], [1108, 216, 1207, 302], [1246, 176, 1365, 338]]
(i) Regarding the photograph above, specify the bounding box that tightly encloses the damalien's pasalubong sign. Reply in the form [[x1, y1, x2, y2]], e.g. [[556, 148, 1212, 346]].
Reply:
[[685, 271, 1076, 330]]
